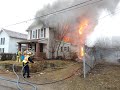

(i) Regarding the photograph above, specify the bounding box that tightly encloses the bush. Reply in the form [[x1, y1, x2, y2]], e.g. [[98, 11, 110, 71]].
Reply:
[[0, 53, 16, 61], [30, 60, 68, 73], [30, 61, 47, 73], [70, 52, 78, 60], [56, 56, 64, 60]]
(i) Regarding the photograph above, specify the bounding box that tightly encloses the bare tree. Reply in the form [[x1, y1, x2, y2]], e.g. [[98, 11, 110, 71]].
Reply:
[[44, 22, 71, 59], [54, 23, 71, 59]]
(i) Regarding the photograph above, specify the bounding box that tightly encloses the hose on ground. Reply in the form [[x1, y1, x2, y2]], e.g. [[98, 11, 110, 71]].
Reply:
[[12, 64, 23, 90], [21, 63, 82, 85], [13, 64, 37, 90]]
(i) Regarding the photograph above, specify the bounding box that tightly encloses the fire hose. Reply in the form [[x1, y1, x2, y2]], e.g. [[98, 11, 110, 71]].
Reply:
[[0, 64, 37, 90], [21, 63, 82, 85], [0, 62, 82, 89], [0, 76, 38, 87], [13, 64, 37, 90], [12, 64, 23, 90], [0, 76, 37, 90]]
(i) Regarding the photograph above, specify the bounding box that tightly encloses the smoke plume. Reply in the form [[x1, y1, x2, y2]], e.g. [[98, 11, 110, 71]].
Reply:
[[29, 0, 120, 47]]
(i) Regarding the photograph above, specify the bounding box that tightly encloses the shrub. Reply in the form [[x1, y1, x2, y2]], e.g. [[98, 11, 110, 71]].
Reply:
[[0, 53, 16, 61]]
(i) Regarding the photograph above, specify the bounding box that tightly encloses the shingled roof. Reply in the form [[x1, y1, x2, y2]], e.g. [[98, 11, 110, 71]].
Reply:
[[1, 29, 27, 39]]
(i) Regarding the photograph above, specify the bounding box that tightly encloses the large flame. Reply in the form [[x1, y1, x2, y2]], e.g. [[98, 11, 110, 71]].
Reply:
[[80, 46, 84, 57], [79, 18, 89, 35], [78, 18, 89, 58]]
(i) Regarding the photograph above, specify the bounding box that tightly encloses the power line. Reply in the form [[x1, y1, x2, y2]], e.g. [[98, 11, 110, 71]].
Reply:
[[99, 7, 120, 20], [2, 0, 103, 28]]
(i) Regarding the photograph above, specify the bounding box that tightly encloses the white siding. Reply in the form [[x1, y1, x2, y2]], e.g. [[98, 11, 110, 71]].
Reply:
[[9, 37, 25, 53], [27, 31, 30, 40], [46, 28, 49, 39], [0, 31, 10, 53], [0, 30, 27, 53]]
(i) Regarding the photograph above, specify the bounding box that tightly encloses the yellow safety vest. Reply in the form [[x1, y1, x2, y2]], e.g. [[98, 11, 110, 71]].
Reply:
[[22, 55, 30, 63]]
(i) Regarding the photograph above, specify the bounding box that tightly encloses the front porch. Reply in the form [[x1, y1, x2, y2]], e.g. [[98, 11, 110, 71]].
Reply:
[[18, 39, 48, 60]]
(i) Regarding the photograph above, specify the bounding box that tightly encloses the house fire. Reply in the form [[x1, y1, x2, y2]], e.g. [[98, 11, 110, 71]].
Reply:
[[34, 0, 120, 59], [18, 23, 74, 60], [18, 0, 120, 61]]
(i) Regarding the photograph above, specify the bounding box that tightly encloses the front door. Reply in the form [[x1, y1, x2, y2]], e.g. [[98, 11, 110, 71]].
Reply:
[[40, 43, 43, 52]]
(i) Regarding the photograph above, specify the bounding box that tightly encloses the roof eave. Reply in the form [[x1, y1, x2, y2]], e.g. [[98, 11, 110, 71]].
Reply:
[[10, 36, 27, 40]]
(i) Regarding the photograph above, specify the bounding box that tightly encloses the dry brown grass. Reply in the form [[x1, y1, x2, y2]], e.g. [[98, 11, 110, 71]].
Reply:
[[0, 60, 120, 90]]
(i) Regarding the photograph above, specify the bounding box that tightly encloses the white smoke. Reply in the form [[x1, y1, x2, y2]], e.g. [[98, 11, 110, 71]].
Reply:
[[28, 0, 120, 47]]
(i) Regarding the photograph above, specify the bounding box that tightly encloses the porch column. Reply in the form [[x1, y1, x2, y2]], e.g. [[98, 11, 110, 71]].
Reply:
[[35, 42, 40, 57], [18, 43, 21, 51], [27, 44, 30, 49]]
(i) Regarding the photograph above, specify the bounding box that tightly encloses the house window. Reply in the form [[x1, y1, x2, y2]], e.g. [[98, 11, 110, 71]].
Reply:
[[64, 47, 67, 51], [44, 28, 46, 38], [64, 46, 70, 52], [0, 48, 4, 53], [32, 30, 36, 39], [41, 28, 44, 38], [40, 28, 46, 38], [0, 38, 5, 45]]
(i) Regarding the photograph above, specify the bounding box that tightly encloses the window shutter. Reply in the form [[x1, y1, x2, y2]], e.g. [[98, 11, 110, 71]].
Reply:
[[36, 29, 37, 38], [30, 31, 32, 39], [38, 29, 40, 38], [44, 28, 46, 38]]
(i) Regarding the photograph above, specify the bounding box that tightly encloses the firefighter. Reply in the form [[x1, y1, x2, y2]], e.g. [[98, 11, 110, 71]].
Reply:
[[22, 50, 34, 78], [16, 50, 21, 62]]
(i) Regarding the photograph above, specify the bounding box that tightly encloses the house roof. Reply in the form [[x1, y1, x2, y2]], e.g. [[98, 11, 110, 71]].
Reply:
[[1, 29, 27, 39], [26, 21, 53, 31]]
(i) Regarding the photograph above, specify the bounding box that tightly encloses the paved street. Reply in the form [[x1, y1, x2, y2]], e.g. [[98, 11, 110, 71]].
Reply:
[[0, 79, 17, 90], [0, 75, 53, 90], [0, 75, 37, 90]]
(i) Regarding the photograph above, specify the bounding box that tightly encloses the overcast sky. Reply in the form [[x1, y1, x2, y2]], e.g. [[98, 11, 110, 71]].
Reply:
[[86, 3, 120, 47], [0, 0, 120, 37], [0, 0, 57, 34]]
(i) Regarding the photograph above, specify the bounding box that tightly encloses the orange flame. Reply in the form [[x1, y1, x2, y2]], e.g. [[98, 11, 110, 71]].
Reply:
[[78, 18, 89, 59], [80, 46, 84, 57], [79, 18, 89, 35], [63, 36, 70, 42]]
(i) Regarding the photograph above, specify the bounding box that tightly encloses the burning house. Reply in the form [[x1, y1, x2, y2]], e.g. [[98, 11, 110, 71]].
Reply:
[[33, 0, 120, 60], [18, 0, 120, 62], [18, 22, 75, 59]]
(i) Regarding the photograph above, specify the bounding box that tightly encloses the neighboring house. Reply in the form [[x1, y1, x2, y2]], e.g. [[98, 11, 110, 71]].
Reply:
[[18, 23, 74, 59], [0, 29, 27, 53]]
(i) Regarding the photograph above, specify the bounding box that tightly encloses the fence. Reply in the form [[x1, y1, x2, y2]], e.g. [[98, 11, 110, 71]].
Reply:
[[0, 53, 16, 61], [83, 46, 98, 78], [83, 46, 120, 78]]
